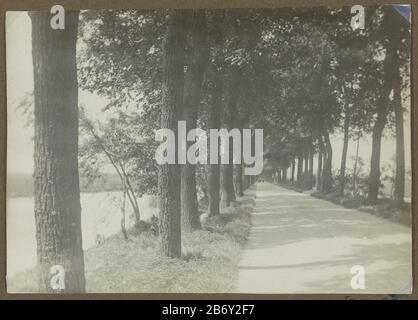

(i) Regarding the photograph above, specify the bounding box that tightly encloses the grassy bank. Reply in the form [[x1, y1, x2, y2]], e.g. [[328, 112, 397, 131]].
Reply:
[[310, 191, 411, 226], [8, 192, 254, 293], [271, 182, 410, 226]]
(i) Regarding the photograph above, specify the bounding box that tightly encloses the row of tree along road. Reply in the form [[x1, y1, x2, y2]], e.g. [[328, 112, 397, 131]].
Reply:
[[28, 6, 410, 292]]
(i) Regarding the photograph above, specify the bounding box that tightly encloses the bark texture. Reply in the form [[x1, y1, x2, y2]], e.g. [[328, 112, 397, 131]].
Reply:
[[339, 110, 350, 196], [234, 163, 244, 197], [291, 155, 296, 183], [181, 10, 208, 231], [367, 8, 404, 205], [207, 77, 222, 216], [297, 150, 303, 187], [322, 130, 333, 193], [207, 12, 224, 216], [30, 11, 85, 293], [393, 59, 405, 205], [159, 10, 189, 258], [220, 74, 239, 207], [308, 142, 314, 189]]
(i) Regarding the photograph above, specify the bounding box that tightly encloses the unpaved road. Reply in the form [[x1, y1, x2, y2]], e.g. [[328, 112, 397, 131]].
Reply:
[[235, 182, 411, 294]]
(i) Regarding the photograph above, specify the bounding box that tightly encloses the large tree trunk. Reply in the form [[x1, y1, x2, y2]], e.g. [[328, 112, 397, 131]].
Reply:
[[158, 10, 188, 258], [276, 169, 281, 184], [207, 74, 222, 216], [367, 90, 393, 204], [291, 155, 296, 184], [282, 167, 287, 184], [234, 163, 244, 197], [316, 135, 324, 191], [352, 134, 360, 196], [367, 110, 387, 204], [234, 125, 245, 196], [322, 130, 333, 193], [339, 109, 350, 196], [242, 167, 247, 190], [207, 12, 224, 215], [220, 72, 239, 207], [316, 150, 323, 190], [221, 164, 235, 207], [367, 9, 400, 205], [30, 11, 85, 293], [243, 174, 249, 191], [181, 10, 208, 231], [303, 143, 309, 189], [297, 149, 303, 188], [393, 64, 405, 206], [308, 142, 314, 189]]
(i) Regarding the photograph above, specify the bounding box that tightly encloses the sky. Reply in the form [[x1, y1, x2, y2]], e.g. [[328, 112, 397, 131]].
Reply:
[[6, 12, 109, 175], [5, 11, 412, 181]]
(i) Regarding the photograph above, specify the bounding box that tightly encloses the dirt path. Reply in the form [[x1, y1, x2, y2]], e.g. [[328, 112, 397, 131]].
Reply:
[[235, 182, 411, 294]]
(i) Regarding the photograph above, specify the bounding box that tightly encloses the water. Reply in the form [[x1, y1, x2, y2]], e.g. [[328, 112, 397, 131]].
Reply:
[[6, 191, 157, 276]]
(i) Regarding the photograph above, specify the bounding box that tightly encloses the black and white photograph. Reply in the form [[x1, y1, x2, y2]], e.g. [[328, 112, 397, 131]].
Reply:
[[5, 4, 412, 294]]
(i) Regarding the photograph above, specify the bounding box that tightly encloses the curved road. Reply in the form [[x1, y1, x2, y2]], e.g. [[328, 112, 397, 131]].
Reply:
[[236, 182, 412, 294]]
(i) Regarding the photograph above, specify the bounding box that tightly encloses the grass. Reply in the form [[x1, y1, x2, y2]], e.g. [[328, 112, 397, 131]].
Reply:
[[267, 181, 410, 226], [8, 194, 254, 293], [310, 190, 411, 226]]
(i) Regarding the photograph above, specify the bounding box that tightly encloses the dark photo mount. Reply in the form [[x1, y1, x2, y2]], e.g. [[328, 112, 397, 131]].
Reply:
[[0, 0, 416, 300]]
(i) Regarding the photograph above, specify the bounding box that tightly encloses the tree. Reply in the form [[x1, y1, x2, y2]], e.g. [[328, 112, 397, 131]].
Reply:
[[322, 129, 334, 193], [220, 70, 240, 207], [206, 11, 225, 217], [367, 8, 402, 205], [78, 10, 162, 203], [308, 141, 314, 189], [316, 136, 324, 190], [181, 10, 209, 231], [393, 65, 405, 205], [79, 110, 144, 228], [331, 33, 375, 197], [352, 132, 362, 196], [158, 10, 189, 258], [392, 12, 410, 206], [29, 11, 85, 292]]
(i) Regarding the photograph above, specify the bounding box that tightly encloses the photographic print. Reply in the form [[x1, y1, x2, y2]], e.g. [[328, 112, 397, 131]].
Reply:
[[5, 4, 412, 294]]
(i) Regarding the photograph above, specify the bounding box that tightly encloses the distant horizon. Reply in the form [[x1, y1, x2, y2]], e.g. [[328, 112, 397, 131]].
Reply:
[[6, 171, 123, 198]]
